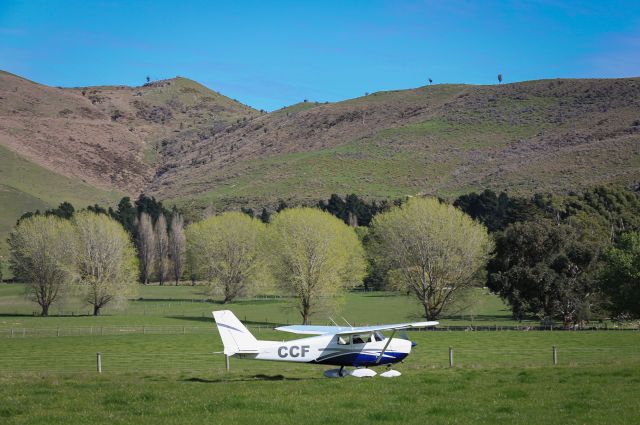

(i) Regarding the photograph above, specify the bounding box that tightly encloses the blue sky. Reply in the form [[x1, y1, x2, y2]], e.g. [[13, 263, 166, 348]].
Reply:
[[1, 0, 639, 111]]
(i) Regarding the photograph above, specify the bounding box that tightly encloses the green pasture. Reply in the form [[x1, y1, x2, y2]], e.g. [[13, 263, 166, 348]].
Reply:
[[0, 331, 639, 424], [0, 284, 529, 329], [1, 284, 639, 424]]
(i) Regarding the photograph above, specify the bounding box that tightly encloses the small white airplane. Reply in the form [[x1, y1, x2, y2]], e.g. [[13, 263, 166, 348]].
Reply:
[[213, 310, 438, 378]]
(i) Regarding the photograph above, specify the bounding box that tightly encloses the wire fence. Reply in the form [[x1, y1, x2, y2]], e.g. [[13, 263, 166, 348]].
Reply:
[[1, 323, 638, 339], [1, 345, 639, 375]]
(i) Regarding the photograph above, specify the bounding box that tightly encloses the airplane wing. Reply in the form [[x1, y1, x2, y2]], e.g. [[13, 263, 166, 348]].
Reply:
[[274, 321, 438, 335]]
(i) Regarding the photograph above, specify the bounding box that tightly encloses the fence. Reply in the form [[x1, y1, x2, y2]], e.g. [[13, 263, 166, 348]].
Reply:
[[1, 345, 638, 375], [1, 322, 639, 339]]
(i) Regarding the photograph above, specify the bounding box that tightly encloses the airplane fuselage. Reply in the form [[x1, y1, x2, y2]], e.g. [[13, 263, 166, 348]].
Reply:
[[235, 334, 412, 367]]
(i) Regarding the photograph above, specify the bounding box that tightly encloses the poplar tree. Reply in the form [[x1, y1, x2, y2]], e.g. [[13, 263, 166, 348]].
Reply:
[[169, 213, 186, 285], [155, 214, 169, 286], [136, 212, 155, 284]]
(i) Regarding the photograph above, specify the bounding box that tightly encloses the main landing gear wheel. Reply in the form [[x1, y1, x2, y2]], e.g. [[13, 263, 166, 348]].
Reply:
[[324, 366, 350, 378]]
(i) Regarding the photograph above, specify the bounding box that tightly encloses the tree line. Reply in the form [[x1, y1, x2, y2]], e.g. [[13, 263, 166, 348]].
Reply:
[[8, 186, 640, 326]]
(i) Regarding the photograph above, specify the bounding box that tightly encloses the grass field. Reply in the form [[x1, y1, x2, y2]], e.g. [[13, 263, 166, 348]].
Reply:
[[1, 331, 639, 425], [0, 284, 534, 329], [1, 285, 639, 424]]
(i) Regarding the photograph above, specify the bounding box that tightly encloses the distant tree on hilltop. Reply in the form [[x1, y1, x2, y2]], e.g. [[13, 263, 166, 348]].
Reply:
[[498, 74, 503, 84]]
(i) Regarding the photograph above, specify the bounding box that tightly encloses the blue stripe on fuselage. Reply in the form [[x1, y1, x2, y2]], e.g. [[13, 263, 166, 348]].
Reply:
[[312, 351, 408, 367]]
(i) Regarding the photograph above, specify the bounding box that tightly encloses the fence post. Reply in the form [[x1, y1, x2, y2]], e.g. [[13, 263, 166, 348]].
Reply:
[[449, 346, 454, 368], [10, 328, 13, 338], [57, 327, 60, 337], [97, 352, 102, 373], [225, 355, 230, 371], [552, 345, 557, 365], [22, 328, 25, 337]]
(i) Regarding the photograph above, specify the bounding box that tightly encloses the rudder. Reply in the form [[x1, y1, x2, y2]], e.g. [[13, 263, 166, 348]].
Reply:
[[213, 310, 259, 356]]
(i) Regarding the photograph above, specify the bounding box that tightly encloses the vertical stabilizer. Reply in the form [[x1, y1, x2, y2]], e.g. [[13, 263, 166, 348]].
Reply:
[[213, 310, 259, 356]]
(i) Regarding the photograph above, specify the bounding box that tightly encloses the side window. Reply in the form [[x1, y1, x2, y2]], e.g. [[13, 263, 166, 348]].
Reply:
[[337, 335, 349, 345], [352, 334, 371, 344]]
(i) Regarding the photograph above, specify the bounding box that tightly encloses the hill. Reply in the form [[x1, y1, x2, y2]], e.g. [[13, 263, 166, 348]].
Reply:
[[1, 71, 639, 231], [0, 71, 258, 253], [149, 78, 640, 210]]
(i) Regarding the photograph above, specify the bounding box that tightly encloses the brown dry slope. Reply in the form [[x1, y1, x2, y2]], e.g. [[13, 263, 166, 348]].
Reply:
[[1, 71, 640, 217], [0, 71, 258, 254], [149, 78, 640, 208], [0, 70, 258, 195]]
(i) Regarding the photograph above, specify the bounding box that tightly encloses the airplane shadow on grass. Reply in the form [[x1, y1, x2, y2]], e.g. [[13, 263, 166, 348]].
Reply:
[[183, 374, 317, 383]]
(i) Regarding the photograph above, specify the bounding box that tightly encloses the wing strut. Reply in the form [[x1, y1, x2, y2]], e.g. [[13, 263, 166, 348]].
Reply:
[[375, 329, 397, 364]]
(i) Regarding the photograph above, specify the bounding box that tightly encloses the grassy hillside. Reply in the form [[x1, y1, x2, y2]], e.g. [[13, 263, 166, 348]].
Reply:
[[151, 78, 640, 210], [2, 71, 639, 216], [0, 144, 123, 256]]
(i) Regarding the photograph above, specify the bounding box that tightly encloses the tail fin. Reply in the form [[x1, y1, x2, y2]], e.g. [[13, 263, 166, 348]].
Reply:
[[213, 310, 259, 356]]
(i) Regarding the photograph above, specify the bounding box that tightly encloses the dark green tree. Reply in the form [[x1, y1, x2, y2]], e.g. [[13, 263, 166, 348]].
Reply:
[[111, 197, 138, 234], [600, 232, 640, 319], [454, 189, 536, 232], [241, 207, 255, 218], [259, 208, 271, 223], [276, 200, 288, 213], [487, 220, 601, 327]]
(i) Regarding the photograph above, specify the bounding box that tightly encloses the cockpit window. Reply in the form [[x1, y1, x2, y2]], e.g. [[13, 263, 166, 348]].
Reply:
[[337, 335, 349, 345], [351, 333, 373, 344], [374, 331, 385, 342]]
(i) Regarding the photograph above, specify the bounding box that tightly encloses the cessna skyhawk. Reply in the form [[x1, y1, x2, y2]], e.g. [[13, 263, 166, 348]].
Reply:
[[213, 310, 438, 378]]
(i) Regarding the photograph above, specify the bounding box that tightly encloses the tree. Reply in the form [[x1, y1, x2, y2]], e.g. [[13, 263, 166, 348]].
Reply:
[[454, 189, 537, 232], [276, 200, 288, 213], [9, 216, 76, 316], [241, 207, 255, 218], [428, 78, 433, 84], [259, 208, 271, 223], [600, 232, 640, 319], [498, 73, 503, 84], [111, 197, 138, 234], [487, 220, 600, 327], [155, 214, 169, 286], [186, 212, 265, 303], [136, 212, 155, 284], [369, 197, 493, 320], [265, 208, 366, 324], [47, 201, 75, 219], [169, 213, 186, 285], [73, 212, 138, 315], [146, 76, 150, 83]]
